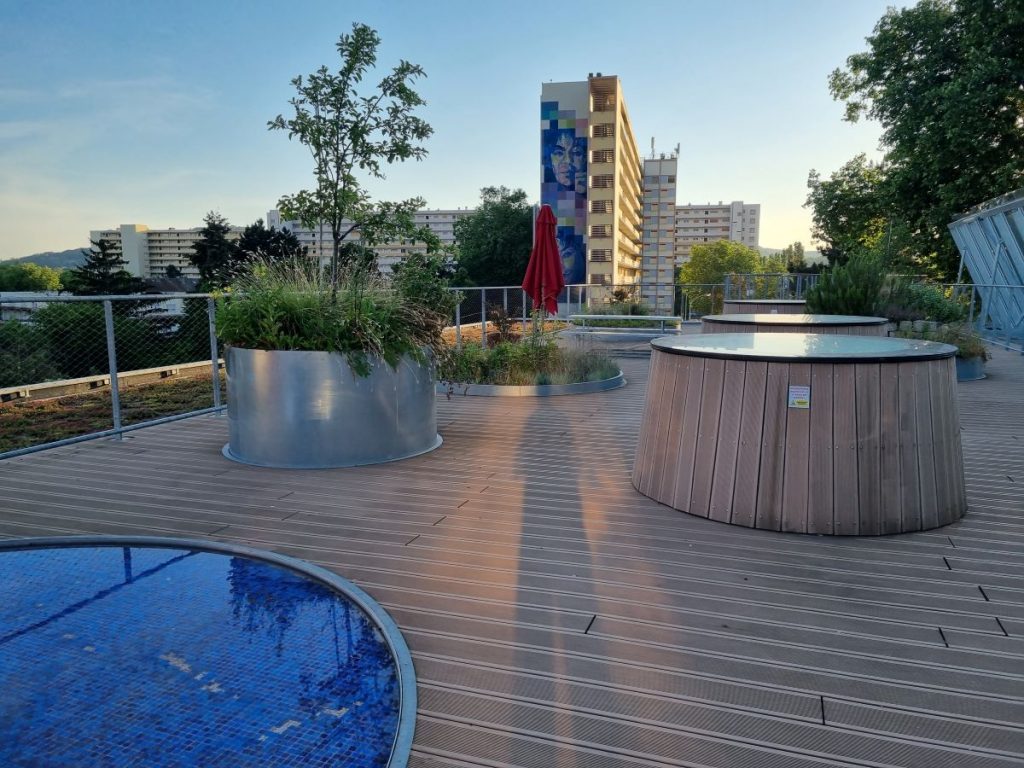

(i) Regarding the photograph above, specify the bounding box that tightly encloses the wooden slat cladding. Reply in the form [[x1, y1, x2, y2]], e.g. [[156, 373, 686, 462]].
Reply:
[[634, 349, 967, 534], [702, 319, 888, 336], [722, 300, 806, 314]]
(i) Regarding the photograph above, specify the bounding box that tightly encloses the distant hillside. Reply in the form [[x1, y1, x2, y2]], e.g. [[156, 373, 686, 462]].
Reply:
[[6, 248, 89, 270]]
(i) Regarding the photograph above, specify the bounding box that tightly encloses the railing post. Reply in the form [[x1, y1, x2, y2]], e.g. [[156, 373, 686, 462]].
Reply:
[[102, 300, 122, 439], [503, 287, 508, 315], [521, 289, 527, 331], [455, 302, 462, 351], [723, 274, 732, 301], [480, 288, 487, 350], [206, 298, 221, 412]]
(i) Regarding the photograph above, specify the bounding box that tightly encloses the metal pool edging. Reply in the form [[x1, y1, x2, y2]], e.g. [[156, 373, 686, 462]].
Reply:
[[0, 535, 418, 768]]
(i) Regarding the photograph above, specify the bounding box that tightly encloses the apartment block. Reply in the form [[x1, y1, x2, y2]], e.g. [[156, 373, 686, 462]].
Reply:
[[540, 74, 643, 291], [89, 224, 242, 280], [675, 201, 760, 263], [91, 209, 474, 280], [266, 208, 473, 272], [640, 154, 678, 312]]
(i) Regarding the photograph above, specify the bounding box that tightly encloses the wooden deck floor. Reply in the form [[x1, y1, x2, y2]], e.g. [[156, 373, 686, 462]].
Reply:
[[2, 345, 1024, 767]]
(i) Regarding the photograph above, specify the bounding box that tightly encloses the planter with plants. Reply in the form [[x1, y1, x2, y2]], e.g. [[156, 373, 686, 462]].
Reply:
[[438, 331, 624, 397], [217, 257, 454, 467], [894, 322, 990, 381]]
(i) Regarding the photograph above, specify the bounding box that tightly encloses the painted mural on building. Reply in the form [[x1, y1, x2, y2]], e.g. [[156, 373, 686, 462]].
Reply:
[[540, 101, 587, 285]]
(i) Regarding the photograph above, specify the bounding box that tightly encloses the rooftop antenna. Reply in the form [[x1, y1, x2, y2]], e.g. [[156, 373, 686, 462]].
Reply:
[[650, 137, 655, 160], [674, 142, 680, 158]]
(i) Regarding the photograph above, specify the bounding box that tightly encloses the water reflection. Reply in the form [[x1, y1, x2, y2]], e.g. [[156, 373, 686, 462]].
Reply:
[[0, 545, 401, 767]]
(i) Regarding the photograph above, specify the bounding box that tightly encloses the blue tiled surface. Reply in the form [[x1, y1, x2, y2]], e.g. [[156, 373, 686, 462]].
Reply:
[[0, 546, 400, 767]]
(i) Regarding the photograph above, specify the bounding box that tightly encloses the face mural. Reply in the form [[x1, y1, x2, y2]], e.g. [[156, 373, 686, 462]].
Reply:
[[540, 100, 587, 285]]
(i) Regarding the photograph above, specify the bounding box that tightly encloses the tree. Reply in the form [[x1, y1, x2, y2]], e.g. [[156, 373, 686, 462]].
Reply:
[[806, 154, 889, 265], [780, 242, 806, 270], [236, 219, 307, 265], [0, 262, 63, 292], [68, 239, 144, 296], [826, 0, 1024, 278], [452, 187, 533, 286], [677, 240, 765, 286], [165, 265, 183, 279], [269, 22, 433, 284], [189, 211, 238, 290]]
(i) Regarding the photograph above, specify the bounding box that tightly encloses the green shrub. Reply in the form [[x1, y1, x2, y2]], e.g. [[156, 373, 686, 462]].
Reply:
[[805, 251, 886, 315], [883, 282, 967, 323], [216, 257, 450, 376], [895, 323, 990, 361], [439, 335, 618, 386]]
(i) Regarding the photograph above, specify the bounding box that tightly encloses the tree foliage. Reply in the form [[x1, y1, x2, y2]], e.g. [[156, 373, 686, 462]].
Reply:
[[189, 211, 238, 290], [817, 0, 1024, 278], [806, 155, 889, 265], [452, 187, 533, 286], [0, 262, 63, 292], [677, 240, 767, 286], [237, 219, 306, 264], [67, 239, 144, 296], [269, 22, 433, 282]]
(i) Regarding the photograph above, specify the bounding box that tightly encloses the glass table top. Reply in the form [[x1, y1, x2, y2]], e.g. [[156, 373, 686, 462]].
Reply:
[[703, 314, 888, 325], [653, 332, 957, 362], [0, 544, 400, 767]]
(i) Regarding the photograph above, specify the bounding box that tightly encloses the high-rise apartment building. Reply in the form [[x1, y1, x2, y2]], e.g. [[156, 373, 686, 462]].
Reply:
[[675, 201, 760, 263], [540, 74, 643, 291], [640, 154, 678, 312]]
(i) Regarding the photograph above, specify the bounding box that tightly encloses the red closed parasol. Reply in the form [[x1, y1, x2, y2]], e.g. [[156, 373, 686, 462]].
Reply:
[[521, 204, 565, 315]]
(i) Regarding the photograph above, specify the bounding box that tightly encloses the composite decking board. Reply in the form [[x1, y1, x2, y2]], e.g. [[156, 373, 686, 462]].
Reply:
[[2, 349, 1023, 767]]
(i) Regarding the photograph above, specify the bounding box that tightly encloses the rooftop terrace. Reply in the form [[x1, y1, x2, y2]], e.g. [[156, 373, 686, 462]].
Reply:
[[2, 344, 1023, 767]]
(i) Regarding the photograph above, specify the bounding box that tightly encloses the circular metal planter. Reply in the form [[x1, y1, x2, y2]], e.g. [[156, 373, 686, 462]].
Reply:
[[956, 356, 986, 381], [224, 347, 441, 469], [438, 371, 625, 397]]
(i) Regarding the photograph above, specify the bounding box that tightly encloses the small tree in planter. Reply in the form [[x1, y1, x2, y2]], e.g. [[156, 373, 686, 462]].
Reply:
[[217, 256, 454, 467], [218, 23, 455, 468], [269, 22, 432, 286]]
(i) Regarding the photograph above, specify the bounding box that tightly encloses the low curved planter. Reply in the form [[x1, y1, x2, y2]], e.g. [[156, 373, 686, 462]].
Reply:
[[438, 371, 625, 397], [225, 347, 441, 469], [956, 356, 986, 381]]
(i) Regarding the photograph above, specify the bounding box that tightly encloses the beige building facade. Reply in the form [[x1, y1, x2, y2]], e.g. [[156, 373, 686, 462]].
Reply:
[[675, 201, 760, 263], [540, 74, 643, 291]]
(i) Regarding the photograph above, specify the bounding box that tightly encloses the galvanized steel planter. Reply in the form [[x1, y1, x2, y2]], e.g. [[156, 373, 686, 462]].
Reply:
[[438, 371, 625, 397], [224, 347, 441, 469], [956, 356, 986, 381]]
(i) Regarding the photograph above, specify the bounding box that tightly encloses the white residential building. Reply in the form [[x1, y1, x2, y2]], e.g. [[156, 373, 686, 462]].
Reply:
[[675, 201, 760, 263], [640, 153, 678, 312], [266, 208, 474, 272], [90, 208, 475, 279]]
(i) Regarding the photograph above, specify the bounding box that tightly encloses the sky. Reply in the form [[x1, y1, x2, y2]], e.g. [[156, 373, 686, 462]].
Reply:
[[0, 0, 903, 260]]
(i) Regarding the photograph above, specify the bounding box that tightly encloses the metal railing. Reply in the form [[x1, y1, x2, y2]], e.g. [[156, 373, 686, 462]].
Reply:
[[446, 282, 724, 349], [723, 273, 819, 301], [5, 278, 1021, 459], [1, 293, 223, 458]]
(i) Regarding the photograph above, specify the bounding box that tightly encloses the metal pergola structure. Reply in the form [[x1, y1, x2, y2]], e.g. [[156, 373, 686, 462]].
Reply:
[[949, 189, 1024, 349]]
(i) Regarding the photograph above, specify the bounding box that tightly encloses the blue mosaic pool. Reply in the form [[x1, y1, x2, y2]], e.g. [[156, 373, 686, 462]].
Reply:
[[0, 540, 412, 767]]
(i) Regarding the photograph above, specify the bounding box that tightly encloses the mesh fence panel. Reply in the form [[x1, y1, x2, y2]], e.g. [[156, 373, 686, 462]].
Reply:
[[0, 295, 220, 455]]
